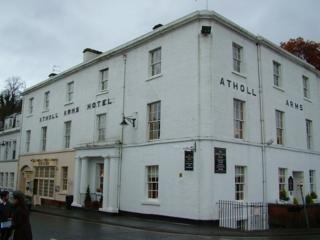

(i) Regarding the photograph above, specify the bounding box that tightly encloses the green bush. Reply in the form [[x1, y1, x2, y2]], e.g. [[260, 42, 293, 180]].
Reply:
[[293, 197, 299, 205], [310, 191, 318, 199], [306, 194, 314, 205], [280, 190, 290, 201]]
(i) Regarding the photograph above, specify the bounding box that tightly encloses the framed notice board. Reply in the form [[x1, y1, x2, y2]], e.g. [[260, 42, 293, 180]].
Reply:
[[214, 147, 226, 173], [184, 150, 194, 171]]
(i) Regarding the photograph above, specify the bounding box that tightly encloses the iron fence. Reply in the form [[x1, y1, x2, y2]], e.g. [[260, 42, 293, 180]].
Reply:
[[80, 192, 103, 205], [218, 200, 269, 231]]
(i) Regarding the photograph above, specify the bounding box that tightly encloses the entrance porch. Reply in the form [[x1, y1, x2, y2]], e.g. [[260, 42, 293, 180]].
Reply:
[[72, 146, 120, 213]]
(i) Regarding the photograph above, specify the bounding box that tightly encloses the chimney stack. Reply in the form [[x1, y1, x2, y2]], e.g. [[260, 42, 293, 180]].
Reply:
[[83, 48, 102, 62]]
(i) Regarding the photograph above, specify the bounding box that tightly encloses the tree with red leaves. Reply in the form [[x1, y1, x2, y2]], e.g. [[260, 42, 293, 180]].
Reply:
[[280, 37, 320, 71]]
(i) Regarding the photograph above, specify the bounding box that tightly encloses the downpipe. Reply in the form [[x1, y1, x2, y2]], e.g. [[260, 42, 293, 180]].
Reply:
[[256, 39, 267, 204], [117, 54, 127, 212]]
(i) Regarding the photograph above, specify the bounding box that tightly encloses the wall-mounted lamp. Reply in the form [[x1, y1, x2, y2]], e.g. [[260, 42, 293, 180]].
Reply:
[[1, 141, 7, 146], [201, 26, 212, 35], [120, 116, 136, 128], [266, 139, 274, 146]]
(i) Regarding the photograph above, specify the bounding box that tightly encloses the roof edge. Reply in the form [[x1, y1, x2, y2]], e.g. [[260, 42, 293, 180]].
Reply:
[[22, 10, 319, 95]]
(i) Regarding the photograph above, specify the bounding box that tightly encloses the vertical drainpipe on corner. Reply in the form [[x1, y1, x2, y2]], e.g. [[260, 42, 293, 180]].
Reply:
[[118, 54, 127, 212], [197, 20, 202, 220], [16, 98, 24, 191], [256, 38, 267, 204]]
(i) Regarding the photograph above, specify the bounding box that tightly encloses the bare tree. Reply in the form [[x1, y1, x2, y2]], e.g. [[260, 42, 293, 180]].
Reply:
[[0, 76, 26, 123]]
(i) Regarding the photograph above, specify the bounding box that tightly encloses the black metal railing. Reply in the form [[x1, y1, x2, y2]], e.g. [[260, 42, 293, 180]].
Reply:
[[80, 192, 103, 204], [218, 200, 269, 231]]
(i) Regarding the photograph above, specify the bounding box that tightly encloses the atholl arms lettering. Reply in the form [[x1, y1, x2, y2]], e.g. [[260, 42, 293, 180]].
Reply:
[[219, 77, 257, 96]]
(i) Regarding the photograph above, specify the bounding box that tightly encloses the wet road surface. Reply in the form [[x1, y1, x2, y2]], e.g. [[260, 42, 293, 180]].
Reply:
[[31, 212, 320, 240]]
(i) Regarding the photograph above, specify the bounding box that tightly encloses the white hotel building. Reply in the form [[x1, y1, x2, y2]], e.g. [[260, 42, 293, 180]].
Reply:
[[19, 11, 319, 220], [0, 113, 21, 192]]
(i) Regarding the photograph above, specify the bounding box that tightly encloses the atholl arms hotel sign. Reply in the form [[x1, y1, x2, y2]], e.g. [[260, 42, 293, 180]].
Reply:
[[219, 77, 257, 96], [219, 77, 304, 111]]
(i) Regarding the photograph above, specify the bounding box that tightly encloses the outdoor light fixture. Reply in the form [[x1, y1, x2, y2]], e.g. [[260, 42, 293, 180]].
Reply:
[[120, 116, 136, 128], [266, 139, 274, 145], [201, 26, 211, 35], [1, 141, 7, 146]]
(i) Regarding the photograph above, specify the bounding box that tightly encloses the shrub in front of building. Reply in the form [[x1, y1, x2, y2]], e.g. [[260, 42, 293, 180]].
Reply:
[[279, 190, 290, 202]]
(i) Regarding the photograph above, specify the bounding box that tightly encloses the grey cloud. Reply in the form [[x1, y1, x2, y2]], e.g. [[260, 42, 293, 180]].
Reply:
[[0, 0, 319, 90]]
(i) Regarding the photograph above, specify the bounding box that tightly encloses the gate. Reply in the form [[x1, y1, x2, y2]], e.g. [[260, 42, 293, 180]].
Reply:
[[218, 200, 269, 231]]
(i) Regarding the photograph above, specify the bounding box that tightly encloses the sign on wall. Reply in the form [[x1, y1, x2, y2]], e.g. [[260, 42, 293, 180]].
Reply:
[[214, 147, 226, 174], [184, 150, 194, 171], [288, 176, 294, 192]]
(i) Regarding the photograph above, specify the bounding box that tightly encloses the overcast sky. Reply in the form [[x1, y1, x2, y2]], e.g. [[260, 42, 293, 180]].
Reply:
[[0, 0, 319, 90]]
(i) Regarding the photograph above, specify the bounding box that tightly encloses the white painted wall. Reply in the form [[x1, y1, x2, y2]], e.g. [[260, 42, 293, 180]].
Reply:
[[0, 122, 20, 191], [19, 11, 320, 220]]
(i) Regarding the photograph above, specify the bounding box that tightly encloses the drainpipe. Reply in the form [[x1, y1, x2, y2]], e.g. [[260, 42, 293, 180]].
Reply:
[[256, 39, 267, 204], [196, 20, 202, 220], [118, 54, 127, 211], [16, 106, 25, 191]]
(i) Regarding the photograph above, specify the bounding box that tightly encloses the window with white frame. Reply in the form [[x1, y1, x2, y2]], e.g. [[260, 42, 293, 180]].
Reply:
[[149, 48, 161, 76], [61, 167, 68, 191], [9, 172, 14, 189], [4, 173, 8, 188], [41, 126, 47, 151], [43, 91, 50, 111], [66, 81, 74, 102], [97, 113, 106, 142], [34, 166, 55, 198], [12, 140, 16, 159], [273, 61, 281, 87], [234, 99, 245, 139], [148, 101, 161, 140], [26, 130, 31, 153], [309, 170, 316, 193], [0, 173, 3, 187], [309, 170, 317, 194], [232, 43, 243, 73], [306, 119, 312, 149], [4, 142, 10, 160], [303, 75, 310, 98], [146, 165, 159, 199], [235, 166, 246, 201], [278, 168, 287, 198], [64, 121, 71, 148], [100, 68, 109, 91], [28, 97, 34, 114], [275, 110, 284, 145]]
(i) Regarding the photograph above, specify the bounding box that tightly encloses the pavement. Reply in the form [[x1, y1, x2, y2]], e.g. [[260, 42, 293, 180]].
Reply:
[[31, 205, 320, 237]]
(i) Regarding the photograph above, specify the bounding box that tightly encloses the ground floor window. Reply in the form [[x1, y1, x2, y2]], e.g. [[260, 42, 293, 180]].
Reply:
[[4, 173, 8, 188], [0, 172, 15, 189], [0, 173, 3, 187], [61, 167, 68, 191], [235, 166, 246, 201], [310, 170, 316, 193], [278, 168, 287, 199], [9, 173, 14, 189], [34, 166, 55, 198], [146, 165, 159, 199]]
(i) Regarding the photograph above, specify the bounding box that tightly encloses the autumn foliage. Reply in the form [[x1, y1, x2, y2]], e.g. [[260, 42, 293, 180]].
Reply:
[[280, 37, 320, 71]]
